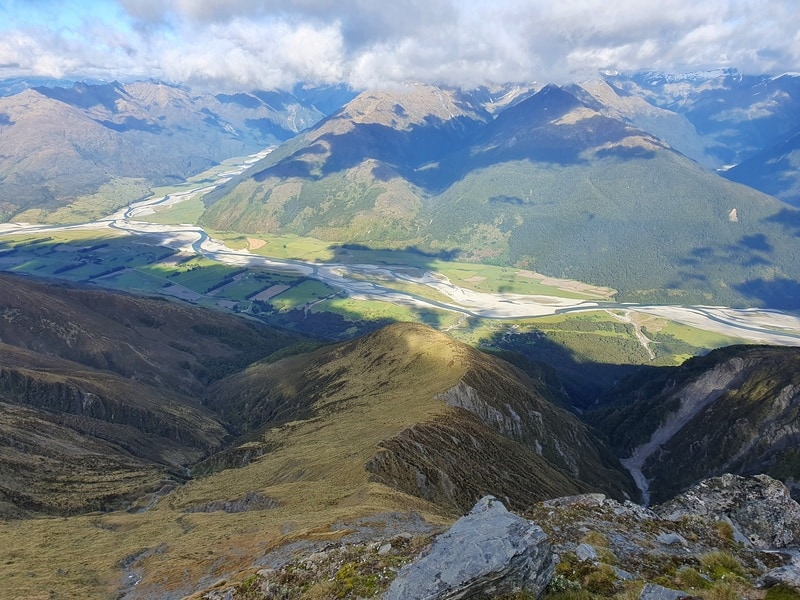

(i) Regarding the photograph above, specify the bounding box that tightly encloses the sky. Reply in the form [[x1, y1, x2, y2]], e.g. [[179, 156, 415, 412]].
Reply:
[[1, 0, 799, 91]]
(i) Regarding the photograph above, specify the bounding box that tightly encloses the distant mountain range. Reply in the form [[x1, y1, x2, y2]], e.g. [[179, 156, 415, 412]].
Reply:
[[0, 80, 354, 222], [201, 79, 800, 308], [607, 71, 800, 164], [605, 70, 800, 204], [3, 72, 800, 308]]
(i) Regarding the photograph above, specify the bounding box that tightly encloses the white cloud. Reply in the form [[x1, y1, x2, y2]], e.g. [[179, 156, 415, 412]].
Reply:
[[1, 0, 800, 89], [149, 18, 346, 90]]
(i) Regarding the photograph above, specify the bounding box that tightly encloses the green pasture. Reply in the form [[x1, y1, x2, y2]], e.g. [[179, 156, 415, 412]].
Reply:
[[100, 268, 171, 294], [143, 196, 206, 225], [206, 232, 615, 302], [318, 296, 435, 324], [0, 229, 754, 371], [213, 273, 294, 301], [144, 257, 232, 293], [269, 279, 335, 311], [211, 231, 336, 261]]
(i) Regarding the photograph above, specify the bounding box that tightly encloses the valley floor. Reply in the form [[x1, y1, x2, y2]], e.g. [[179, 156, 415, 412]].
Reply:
[[3, 214, 800, 347]]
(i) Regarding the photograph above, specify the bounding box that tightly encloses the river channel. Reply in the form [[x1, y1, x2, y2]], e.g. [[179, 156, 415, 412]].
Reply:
[[2, 149, 800, 347]]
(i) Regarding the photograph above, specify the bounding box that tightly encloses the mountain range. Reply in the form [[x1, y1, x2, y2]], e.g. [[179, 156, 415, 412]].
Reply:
[[3, 73, 800, 306], [200, 79, 800, 308], [1, 273, 799, 598], [0, 80, 353, 222], [3, 70, 800, 598]]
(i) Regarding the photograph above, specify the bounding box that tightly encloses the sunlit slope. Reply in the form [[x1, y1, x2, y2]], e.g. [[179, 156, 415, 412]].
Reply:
[[200, 83, 491, 241], [201, 83, 800, 308], [204, 321, 635, 509]]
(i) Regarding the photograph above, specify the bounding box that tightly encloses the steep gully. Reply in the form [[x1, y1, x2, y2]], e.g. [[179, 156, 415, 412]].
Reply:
[[2, 150, 800, 349], [620, 360, 748, 505]]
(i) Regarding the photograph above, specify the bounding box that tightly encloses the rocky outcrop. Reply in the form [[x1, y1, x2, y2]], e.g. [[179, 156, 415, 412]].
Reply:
[[383, 496, 554, 600], [0, 363, 226, 451], [638, 583, 691, 600], [655, 474, 800, 548], [525, 481, 800, 599], [365, 409, 588, 512], [437, 381, 524, 438], [758, 554, 800, 591], [197, 474, 800, 599]]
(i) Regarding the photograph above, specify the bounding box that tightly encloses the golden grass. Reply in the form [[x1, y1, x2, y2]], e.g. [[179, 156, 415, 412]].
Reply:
[[0, 325, 465, 599]]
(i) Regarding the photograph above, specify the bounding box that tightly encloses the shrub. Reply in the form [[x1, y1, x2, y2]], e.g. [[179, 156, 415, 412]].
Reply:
[[332, 562, 379, 598], [698, 550, 745, 580], [698, 579, 747, 600], [675, 566, 712, 591], [583, 563, 618, 596], [713, 520, 734, 542]]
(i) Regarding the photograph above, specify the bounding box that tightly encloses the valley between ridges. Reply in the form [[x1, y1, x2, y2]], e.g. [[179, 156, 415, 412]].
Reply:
[[1, 149, 800, 348]]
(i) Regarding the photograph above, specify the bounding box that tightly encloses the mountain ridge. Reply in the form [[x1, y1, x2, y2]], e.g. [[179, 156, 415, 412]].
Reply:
[[0, 80, 353, 222], [199, 82, 800, 308], [0, 273, 799, 597]]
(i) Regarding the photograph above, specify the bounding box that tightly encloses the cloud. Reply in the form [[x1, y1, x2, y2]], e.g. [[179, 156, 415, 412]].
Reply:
[[1, 0, 799, 89], [150, 18, 346, 89]]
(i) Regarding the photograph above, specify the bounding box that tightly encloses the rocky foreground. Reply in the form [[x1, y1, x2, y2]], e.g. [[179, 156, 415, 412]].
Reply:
[[199, 474, 800, 600]]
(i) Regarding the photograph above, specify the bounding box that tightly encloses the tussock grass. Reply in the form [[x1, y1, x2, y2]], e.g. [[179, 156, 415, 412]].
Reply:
[[699, 550, 746, 580], [0, 325, 467, 599]]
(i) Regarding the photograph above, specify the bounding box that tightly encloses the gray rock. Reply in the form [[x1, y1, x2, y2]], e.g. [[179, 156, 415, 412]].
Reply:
[[638, 583, 690, 600], [759, 565, 800, 590], [655, 474, 800, 548], [613, 566, 636, 581], [758, 561, 800, 590], [575, 543, 598, 562], [656, 533, 687, 546], [543, 493, 606, 508], [616, 500, 659, 521], [383, 496, 554, 600]]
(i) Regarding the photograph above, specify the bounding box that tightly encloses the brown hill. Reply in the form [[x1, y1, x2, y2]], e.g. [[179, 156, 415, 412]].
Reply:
[[0, 272, 302, 395], [0, 272, 304, 516], [205, 321, 636, 512], [0, 344, 229, 516]]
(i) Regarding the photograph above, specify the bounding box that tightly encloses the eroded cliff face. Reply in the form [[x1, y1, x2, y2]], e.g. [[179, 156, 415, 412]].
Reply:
[[0, 363, 227, 452], [365, 408, 588, 513], [365, 348, 636, 512], [436, 376, 629, 491], [592, 345, 800, 503]]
